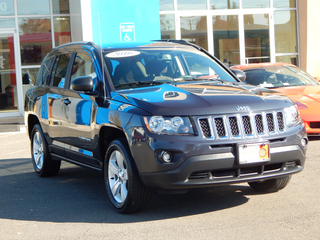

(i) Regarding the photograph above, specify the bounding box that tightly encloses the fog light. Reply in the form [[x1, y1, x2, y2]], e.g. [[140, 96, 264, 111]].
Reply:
[[161, 151, 172, 163], [301, 138, 308, 147]]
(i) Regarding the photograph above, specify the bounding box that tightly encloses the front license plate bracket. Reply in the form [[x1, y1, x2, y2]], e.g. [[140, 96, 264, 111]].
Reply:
[[237, 142, 270, 165]]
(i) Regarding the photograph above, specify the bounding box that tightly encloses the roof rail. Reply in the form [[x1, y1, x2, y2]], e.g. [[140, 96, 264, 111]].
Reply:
[[154, 39, 201, 50]]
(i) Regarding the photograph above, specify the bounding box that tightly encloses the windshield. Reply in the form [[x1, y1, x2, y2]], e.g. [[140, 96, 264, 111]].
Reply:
[[244, 65, 319, 88], [104, 48, 237, 89]]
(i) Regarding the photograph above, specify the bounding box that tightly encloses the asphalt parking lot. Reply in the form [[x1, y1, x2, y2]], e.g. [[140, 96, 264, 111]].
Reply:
[[0, 132, 319, 240]]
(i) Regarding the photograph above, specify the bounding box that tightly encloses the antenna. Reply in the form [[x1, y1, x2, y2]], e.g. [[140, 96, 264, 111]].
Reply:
[[98, 12, 107, 96]]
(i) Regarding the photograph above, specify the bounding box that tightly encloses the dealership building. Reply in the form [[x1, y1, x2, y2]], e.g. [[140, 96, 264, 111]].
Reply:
[[0, 0, 319, 119]]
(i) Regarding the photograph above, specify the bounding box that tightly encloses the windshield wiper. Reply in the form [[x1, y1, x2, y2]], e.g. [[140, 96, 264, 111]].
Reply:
[[174, 77, 237, 84], [115, 81, 164, 88]]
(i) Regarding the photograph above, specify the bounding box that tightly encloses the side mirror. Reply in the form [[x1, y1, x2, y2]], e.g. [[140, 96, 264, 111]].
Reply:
[[230, 69, 246, 82], [71, 76, 93, 92]]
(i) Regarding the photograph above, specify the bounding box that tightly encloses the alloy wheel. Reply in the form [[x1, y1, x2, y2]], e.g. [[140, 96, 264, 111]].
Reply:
[[108, 150, 128, 204], [33, 131, 44, 170]]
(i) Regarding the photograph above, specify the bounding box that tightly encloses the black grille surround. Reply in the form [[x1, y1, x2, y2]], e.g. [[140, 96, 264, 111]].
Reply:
[[188, 161, 298, 181], [197, 110, 285, 139]]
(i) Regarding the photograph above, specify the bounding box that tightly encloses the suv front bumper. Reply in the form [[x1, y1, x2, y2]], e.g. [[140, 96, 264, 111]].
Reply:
[[139, 143, 305, 190]]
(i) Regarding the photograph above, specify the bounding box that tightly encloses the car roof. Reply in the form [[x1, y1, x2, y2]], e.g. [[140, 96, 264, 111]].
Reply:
[[52, 40, 197, 52], [100, 41, 195, 51]]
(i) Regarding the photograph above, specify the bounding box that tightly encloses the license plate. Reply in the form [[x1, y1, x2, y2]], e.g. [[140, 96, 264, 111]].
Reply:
[[238, 142, 270, 164]]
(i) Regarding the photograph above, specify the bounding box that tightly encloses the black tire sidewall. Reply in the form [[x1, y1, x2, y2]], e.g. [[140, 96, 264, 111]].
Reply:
[[30, 124, 60, 177], [249, 175, 291, 192], [31, 124, 47, 175]]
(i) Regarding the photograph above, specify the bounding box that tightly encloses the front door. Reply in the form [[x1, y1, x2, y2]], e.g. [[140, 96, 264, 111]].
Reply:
[[0, 31, 22, 117], [60, 50, 100, 168]]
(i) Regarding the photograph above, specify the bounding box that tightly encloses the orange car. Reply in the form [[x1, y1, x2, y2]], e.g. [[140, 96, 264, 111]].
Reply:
[[230, 63, 320, 135]]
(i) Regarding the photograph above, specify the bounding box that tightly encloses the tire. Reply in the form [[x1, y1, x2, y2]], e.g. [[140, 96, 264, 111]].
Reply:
[[104, 138, 151, 213], [248, 175, 292, 193], [31, 124, 61, 177]]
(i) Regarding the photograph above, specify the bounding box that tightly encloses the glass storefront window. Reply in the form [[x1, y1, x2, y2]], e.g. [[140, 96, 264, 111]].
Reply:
[[17, 68, 39, 109], [177, 0, 207, 10], [210, 0, 239, 9], [273, 0, 295, 8], [53, 0, 70, 14], [19, 17, 52, 66], [0, 18, 15, 28], [17, 0, 50, 15], [244, 14, 270, 63], [160, 14, 175, 39], [159, 0, 174, 11], [274, 10, 297, 53], [213, 15, 240, 66], [242, 0, 270, 8], [181, 16, 208, 50], [0, 0, 14, 16], [54, 17, 71, 47], [22, 68, 39, 85], [276, 55, 298, 65], [0, 33, 17, 112]]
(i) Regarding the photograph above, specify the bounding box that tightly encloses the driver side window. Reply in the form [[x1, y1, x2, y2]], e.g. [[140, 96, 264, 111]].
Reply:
[[70, 52, 97, 89]]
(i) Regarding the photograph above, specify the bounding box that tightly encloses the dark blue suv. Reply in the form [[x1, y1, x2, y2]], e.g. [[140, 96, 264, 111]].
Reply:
[[25, 40, 308, 213]]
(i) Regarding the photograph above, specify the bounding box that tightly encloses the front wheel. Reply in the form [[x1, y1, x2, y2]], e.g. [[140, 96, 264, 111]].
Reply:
[[248, 176, 292, 193], [104, 138, 151, 213], [31, 124, 61, 177]]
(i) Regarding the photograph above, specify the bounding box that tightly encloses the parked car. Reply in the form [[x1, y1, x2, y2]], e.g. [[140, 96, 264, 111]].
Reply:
[[230, 62, 320, 135], [25, 41, 307, 213]]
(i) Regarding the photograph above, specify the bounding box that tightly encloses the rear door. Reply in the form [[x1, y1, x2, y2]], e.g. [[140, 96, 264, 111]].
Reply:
[[45, 51, 73, 156]]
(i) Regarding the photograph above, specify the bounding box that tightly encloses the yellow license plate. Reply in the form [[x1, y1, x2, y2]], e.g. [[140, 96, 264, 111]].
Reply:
[[238, 142, 270, 164]]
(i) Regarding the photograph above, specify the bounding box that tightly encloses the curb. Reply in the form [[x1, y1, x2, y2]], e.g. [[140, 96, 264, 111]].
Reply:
[[0, 124, 27, 135]]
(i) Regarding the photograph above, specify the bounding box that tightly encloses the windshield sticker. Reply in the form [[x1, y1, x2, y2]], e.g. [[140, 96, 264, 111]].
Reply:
[[106, 51, 140, 58]]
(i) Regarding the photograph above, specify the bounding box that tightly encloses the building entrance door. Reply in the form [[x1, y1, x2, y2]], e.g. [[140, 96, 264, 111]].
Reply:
[[242, 12, 274, 64], [0, 31, 22, 117]]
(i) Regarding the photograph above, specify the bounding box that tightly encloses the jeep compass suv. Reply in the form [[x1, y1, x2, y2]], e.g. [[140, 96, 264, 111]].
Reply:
[[25, 40, 308, 213]]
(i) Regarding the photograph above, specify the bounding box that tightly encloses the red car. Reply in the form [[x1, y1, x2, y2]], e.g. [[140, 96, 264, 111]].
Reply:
[[231, 63, 320, 135]]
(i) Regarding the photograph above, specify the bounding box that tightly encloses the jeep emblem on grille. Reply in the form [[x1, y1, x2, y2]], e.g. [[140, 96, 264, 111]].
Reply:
[[236, 106, 251, 111]]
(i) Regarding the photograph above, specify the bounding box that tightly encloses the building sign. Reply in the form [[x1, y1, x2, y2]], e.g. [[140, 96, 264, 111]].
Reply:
[[120, 23, 135, 42], [0, 0, 14, 15], [91, 0, 160, 43]]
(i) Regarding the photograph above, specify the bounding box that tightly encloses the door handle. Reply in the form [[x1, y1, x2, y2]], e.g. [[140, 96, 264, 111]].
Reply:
[[62, 98, 71, 105]]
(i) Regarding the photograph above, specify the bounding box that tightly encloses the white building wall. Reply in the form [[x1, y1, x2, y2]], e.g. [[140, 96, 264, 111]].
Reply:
[[306, 0, 320, 78], [80, 0, 93, 42]]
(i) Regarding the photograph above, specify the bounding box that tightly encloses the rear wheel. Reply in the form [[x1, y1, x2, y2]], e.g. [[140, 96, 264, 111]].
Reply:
[[31, 124, 61, 177], [248, 176, 291, 192], [104, 138, 151, 213]]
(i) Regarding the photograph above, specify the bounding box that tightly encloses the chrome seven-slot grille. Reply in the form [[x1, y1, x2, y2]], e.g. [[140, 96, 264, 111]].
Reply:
[[198, 111, 284, 139]]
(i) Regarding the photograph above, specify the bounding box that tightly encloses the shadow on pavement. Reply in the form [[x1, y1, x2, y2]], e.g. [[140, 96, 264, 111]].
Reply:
[[0, 158, 252, 223]]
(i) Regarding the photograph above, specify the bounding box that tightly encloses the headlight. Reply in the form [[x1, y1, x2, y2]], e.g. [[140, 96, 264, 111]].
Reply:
[[284, 105, 301, 127], [144, 116, 194, 135]]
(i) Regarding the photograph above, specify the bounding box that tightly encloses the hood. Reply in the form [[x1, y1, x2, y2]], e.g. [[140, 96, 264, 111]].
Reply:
[[275, 85, 320, 118], [111, 82, 293, 115]]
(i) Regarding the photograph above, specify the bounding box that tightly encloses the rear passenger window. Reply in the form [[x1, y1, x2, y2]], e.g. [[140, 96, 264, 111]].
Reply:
[[49, 53, 72, 88], [36, 55, 54, 86]]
